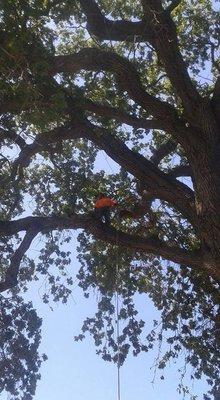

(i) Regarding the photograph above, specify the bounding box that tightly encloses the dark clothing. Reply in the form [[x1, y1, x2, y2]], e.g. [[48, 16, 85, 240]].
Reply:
[[94, 206, 110, 225]]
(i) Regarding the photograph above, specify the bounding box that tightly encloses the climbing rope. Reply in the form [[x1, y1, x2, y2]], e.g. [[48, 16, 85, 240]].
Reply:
[[101, 151, 122, 400], [115, 254, 121, 400], [115, 225, 122, 400]]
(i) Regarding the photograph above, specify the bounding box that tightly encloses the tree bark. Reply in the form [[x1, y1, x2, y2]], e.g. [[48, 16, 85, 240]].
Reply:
[[188, 116, 220, 267]]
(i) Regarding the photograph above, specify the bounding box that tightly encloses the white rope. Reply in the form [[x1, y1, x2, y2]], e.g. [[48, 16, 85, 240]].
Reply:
[[116, 268, 121, 400], [115, 233, 121, 400], [102, 150, 121, 400]]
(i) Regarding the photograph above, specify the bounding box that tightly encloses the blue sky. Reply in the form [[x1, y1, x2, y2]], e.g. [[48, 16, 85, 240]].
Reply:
[[1, 156, 210, 400], [18, 231, 208, 400], [28, 263, 207, 400]]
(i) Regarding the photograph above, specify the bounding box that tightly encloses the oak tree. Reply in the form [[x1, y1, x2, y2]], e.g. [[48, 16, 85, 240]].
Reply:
[[0, 0, 220, 399]]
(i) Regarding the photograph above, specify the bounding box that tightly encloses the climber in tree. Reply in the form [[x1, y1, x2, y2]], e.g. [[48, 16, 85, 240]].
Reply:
[[94, 193, 117, 225]]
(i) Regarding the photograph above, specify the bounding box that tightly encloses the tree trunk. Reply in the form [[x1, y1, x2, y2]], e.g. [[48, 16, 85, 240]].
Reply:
[[190, 113, 220, 274]]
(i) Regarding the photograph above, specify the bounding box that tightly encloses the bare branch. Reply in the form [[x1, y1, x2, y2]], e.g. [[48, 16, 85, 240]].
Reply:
[[0, 229, 38, 293]]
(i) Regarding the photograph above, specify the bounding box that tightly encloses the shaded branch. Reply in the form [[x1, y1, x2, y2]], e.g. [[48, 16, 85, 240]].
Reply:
[[0, 94, 51, 115], [212, 76, 220, 125], [141, 0, 163, 15], [0, 214, 206, 284], [82, 98, 162, 131], [140, 1, 201, 114], [1, 47, 199, 149], [0, 128, 27, 149], [79, 0, 154, 42], [210, 42, 220, 73], [86, 121, 196, 225], [12, 118, 196, 225], [0, 229, 38, 293], [150, 139, 176, 165], [0, 1, 202, 126], [212, 76, 220, 104], [167, 164, 192, 178], [52, 48, 192, 146], [80, 1, 201, 116], [11, 123, 84, 178]]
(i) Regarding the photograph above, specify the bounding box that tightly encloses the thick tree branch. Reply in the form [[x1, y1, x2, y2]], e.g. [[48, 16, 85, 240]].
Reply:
[[12, 118, 196, 226], [210, 43, 220, 73], [52, 48, 193, 147], [0, 128, 27, 149], [167, 164, 192, 178], [79, 0, 154, 42], [85, 120, 196, 225], [141, 0, 163, 15], [80, 1, 201, 116], [11, 123, 84, 178], [150, 139, 176, 165], [140, 1, 201, 114], [1, 48, 200, 150], [212, 76, 220, 104], [0, 229, 38, 293], [0, 93, 51, 115], [0, 214, 207, 284], [0, 91, 161, 135], [0, 2, 202, 127], [82, 99, 161, 131], [212, 76, 220, 125]]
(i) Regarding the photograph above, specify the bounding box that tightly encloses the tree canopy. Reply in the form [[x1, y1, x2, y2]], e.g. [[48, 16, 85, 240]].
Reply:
[[0, 0, 220, 399]]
